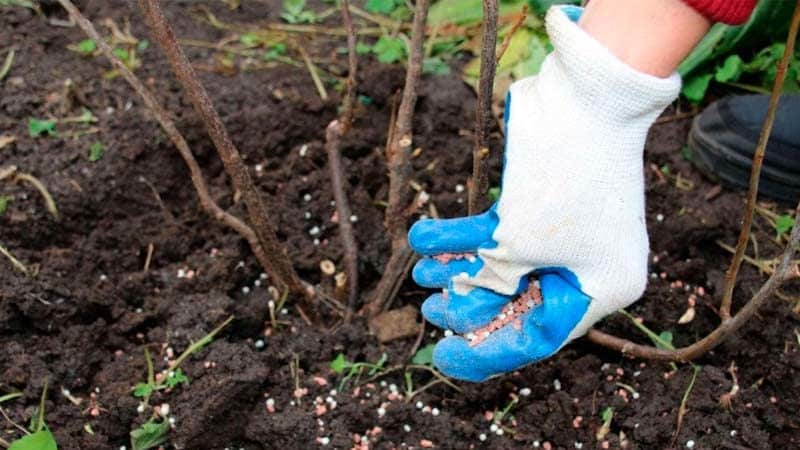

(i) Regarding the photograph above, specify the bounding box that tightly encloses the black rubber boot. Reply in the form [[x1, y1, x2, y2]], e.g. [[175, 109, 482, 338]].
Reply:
[[688, 94, 800, 204]]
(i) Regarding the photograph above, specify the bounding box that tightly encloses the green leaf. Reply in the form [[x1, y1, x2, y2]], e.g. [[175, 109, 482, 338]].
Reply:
[[775, 214, 794, 235], [714, 54, 743, 83], [655, 331, 674, 350], [411, 344, 435, 366], [427, 0, 528, 26], [263, 43, 287, 61], [681, 145, 693, 162], [0, 0, 38, 11], [28, 118, 56, 137], [423, 57, 450, 75], [365, 0, 396, 14], [283, 0, 305, 16], [600, 406, 614, 422], [681, 73, 713, 103], [77, 109, 95, 124], [679, 0, 796, 78], [529, 0, 580, 17], [88, 142, 104, 162], [130, 418, 170, 450], [357, 94, 373, 105], [112, 47, 130, 62], [240, 33, 260, 48], [330, 353, 348, 374], [73, 39, 96, 55], [372, 36, 405, 63], [355, 42, 372, 55], [133, 383, 154, 398], [488, 187, 501, 201], [137, 40, 149, 52], [8, 430, 58, 450], [165, 368, 190, 389], [0, 195, 11, 215]]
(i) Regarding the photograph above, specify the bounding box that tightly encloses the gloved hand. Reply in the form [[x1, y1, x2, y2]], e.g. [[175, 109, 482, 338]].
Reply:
[[407, 5, 681, 382]]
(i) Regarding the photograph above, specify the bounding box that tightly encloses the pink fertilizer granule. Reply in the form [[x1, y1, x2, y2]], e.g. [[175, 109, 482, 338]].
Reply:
[[467, 279, 542, 347]]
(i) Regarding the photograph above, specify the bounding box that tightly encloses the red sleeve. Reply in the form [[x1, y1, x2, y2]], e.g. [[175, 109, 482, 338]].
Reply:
[[682, 0, 757, 25]]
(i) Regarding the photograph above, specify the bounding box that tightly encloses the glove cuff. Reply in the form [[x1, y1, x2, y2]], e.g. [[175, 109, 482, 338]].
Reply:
[[543, 5, 681, 126]]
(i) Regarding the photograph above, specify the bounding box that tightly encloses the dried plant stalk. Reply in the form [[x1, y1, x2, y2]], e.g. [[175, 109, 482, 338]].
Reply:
[[366, 0, 430, 316], [57, 0, 317, 317], [137, 0, 309, 300], [467, 0, 498, 215], [324, 0, 360, 322]]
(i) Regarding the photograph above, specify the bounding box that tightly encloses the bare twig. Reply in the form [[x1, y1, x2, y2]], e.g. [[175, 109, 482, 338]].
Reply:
[[468, 0, 498, 215], [136, 0, 311, 301], [672, 365, 700, 447], [586, 2, 800, 362], [325, 121, 360, 321], [588, 199, 800, 361], [719, 2, 800, 320], [143, 242, 154, 272], [340, 0, 358, 131], [14, 172, 59, 220], [298, 44, 328, 101], [323, 0, 360, 322], [0, 242, 29, 275], [366, 0, 429, 316], [495, 5, 528, 63], [719, 361, 740, 409], [58, 0, 315, 316]]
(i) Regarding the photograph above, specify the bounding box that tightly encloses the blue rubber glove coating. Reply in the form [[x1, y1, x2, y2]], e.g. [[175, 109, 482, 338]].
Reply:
[[432, 270, 590, 382]]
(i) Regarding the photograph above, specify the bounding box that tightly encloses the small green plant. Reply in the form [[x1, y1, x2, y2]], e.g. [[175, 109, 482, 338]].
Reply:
[[330, 352, 388, 390], [364, 0, 409, 17], [775, 213, 794, 237], [88, 142, 104, 162], [411, 344, 435, 366], [4, 382, 58, 450], [0, 195, 12, 215], [263, 43, 287, 62], [130, 418, 170, 450], [133, 316, 233, 404], [68, 39, 97, 55], [678, 0, 797, 102], [371, 36, 406, 64], [280, 0, 318, 24], [28, 109, 97, 138], [423, 57, 450, 75], [595, 406, 614, 440], [488, 186, 501, 202], [0, 0, 39, 11], [27, 118, 56, 137], [129, 316, 233, 449]]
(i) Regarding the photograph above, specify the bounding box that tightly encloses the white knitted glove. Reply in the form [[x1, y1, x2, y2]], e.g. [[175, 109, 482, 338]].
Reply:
[[407, 6, 681, 381]]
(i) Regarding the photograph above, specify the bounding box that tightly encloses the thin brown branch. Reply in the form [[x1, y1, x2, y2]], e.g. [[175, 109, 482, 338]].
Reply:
[[325, 121, 360, 322], [468, 0, 498, 215], [136, 0, 311, 302], [56, 0, 259, 258], [58, 0, 316, 318], [366, 0, 430, 317], [340, 0, 358, 131], [495, 5, 528, 63], [323, 0, 360, 322], [588, 192, 800, 361], [719, 1, 800, 320], [587, 2, 800, 361]]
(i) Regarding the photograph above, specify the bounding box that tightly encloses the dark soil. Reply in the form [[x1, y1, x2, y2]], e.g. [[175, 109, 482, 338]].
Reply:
[[2, 2, 799, 449]]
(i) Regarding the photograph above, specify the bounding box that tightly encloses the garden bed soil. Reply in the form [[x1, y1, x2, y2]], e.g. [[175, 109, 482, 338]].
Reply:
[[1, 1, 799, 449]]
